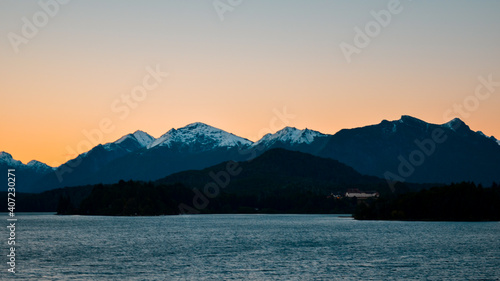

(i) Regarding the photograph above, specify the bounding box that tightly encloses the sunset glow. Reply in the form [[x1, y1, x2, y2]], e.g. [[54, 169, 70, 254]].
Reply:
[[1, 0, 499, 166]]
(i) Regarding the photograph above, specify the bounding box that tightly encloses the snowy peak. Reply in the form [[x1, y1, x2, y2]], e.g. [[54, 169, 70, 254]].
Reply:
[[0, 151, 25, 167], [184, 122, 215, 130], [0, 151, 13, 161], [148, 129, 176, 149], [27, 160, 49, 167], [132, 130, 156, 147], [255, 127, 327, 146], [442, 118, 466, 132], [27, 160, 54, 172], [148, 122, 253, 150], [115, 130, 155, 147], [0, 152, 53, 171], [0, 152, 23, 166]]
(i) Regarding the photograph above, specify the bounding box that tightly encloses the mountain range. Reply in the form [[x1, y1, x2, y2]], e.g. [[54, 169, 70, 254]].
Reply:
[[2, 115, 499, 193], [10, 148, 420, 213], [0, 152, 54, 193]]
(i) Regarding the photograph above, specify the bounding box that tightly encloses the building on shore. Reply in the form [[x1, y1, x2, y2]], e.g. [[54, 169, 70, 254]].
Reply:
[[345, 188, 379, 200]]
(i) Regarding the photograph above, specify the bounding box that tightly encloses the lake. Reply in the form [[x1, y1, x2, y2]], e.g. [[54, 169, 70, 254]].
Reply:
[[4, 213, 500, 280]]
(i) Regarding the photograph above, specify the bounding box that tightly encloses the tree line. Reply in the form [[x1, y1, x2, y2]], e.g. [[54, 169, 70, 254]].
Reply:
[[57, 180, 358, 216], [355, 182, 500, 221]]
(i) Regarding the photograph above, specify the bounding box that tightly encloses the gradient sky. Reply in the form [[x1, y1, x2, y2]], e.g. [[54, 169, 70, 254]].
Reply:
[[1, 0, 499, 167]]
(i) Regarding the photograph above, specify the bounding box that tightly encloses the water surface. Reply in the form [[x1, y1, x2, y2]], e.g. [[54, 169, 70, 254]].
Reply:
[[4, 213, 499, 280]]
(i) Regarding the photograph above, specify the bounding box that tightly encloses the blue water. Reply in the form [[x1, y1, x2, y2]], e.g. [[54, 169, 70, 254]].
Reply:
[[2, 213, 499, 280]]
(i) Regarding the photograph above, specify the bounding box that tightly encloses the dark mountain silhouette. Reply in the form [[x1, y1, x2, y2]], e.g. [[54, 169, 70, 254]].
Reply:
[[4, 115, 499, 193], [317, 116, 500, 185], [30, 131, 155, 193], [20, 148, 421, 214], [0, 152, 54, 192], [157, 148, 420, 196]]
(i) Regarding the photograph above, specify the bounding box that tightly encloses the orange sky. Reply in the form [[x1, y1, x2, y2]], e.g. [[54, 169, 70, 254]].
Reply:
[[1, 0, 499, 167]]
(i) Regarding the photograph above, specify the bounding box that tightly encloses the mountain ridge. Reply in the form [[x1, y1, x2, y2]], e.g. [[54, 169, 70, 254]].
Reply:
[[3, 115, 499, 193], [3, 115, 498, 169]]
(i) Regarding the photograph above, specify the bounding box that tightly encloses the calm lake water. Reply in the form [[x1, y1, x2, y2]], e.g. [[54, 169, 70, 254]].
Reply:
[[3, 213, 500, 280]]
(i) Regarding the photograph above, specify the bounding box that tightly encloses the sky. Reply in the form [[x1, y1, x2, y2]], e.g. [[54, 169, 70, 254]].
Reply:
[[1, 0, 499, 167]]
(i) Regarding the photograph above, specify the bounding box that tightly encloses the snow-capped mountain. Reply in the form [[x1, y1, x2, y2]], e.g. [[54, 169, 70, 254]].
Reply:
[[69, 129, 156, 169], [0, 152, 54, 173], [254, 127, 327, 147], [16, 116, 500, 193], [91, 123, 254, 184], [442, 118, 463, 132], [27, 160, 54, 173], [249, 126, 330, 158], [0, 152, 54, 193], [33, 124, 253, 191], [148, 122, 252, 151], [33, 130, 156, 193], [0, 152, 23, 167], [113, 130, 155, 149]]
